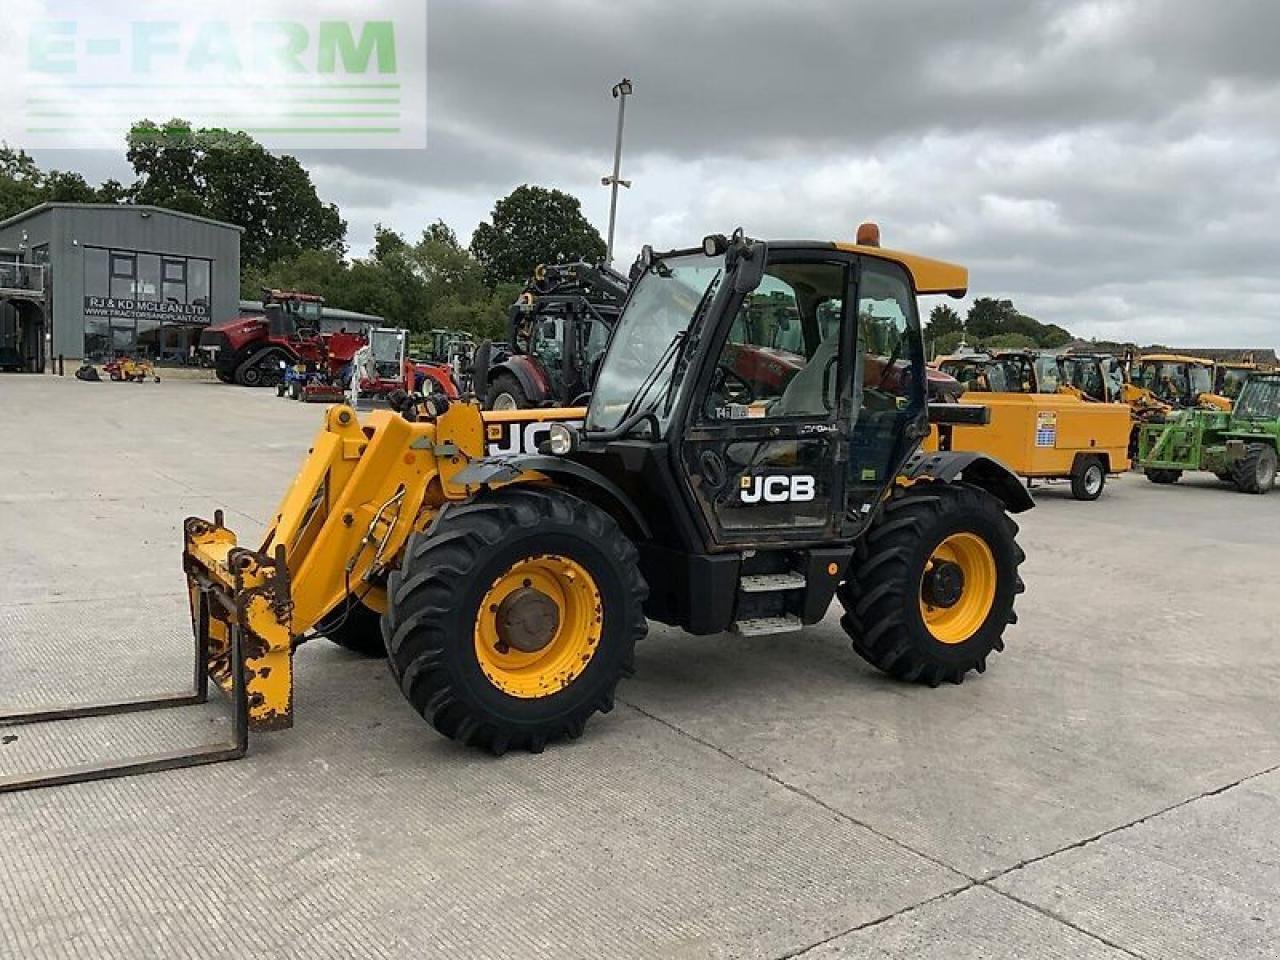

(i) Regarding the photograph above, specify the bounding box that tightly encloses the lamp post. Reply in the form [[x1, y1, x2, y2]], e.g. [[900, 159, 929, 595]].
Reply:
[[601, 77, 633, 265]]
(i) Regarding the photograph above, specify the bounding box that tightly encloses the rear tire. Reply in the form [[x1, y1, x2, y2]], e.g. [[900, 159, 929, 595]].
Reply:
[[384, 488, 647, 754], [838, 484, 1024, 687], [487, 372, 530, 411], [1145, 468, 1182, 485], [315, 600, 387, 657], [1232, 444, 1277, 495], [1070, 457, 1106, 501]]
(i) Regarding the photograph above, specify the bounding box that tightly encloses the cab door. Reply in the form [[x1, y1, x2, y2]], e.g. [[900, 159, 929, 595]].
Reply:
[[678, 252, 853, 547]]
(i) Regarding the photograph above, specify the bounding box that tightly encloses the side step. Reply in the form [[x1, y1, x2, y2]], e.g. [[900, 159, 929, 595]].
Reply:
[[739, 572, 807, 593], [732, 615, 804, 637]]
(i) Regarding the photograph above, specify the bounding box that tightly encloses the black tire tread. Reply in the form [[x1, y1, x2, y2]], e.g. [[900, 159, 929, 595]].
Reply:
[[838, 483, 1024, 687], [486, 372, 531, 410], [384, 487, 647, 754], [1231, 443, 1277, 495]]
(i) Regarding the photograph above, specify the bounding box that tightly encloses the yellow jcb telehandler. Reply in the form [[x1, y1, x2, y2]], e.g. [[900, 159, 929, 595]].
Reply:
[[2, 226, 1033, 792]]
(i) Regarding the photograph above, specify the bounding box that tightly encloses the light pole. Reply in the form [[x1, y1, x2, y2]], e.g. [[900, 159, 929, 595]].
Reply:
[[601, 77, 633, 265]]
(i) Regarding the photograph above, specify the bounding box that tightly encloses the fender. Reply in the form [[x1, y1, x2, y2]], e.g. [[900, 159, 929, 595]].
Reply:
[[413, 363, 460, 399], [489, 356, 549, 405], [452, 454, 652, 539], [901, 450, 1035, 514]]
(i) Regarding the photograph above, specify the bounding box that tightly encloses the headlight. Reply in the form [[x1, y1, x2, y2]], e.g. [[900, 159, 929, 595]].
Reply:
[[548, 422, 576, 456], [279, 360, 287, 369]]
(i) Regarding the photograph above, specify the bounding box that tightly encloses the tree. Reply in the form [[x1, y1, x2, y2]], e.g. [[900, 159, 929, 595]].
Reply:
[[127, 119, 346, 270], [926, 303, 964, 338], [470, 184, 606, 285], [0, 146, 126, 220], [966, 298, 1022, 341], [932, 330, 966, 358]]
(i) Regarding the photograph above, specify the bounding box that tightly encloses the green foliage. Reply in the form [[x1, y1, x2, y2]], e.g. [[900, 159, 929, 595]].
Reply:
[[0, 146, 126, 220], [128, 119, 346, 270], [470, 184, 607, 285], [925, 303, 963, 339], [966, 297, 1074, 350], [931, 330, 966, 358], [242, 220, 515, 339]]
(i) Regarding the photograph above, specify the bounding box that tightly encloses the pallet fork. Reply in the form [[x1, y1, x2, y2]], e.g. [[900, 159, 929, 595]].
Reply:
[[0, 512, 289, 794]]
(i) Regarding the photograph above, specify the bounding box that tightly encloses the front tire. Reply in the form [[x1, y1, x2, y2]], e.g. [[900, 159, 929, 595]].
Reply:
[[838, 484, 1024, 686], [1232, 444, 1277, 495], [486, 372, 530, 411], [384, 488, 647, 753], [1145, 468, 1182, 485]]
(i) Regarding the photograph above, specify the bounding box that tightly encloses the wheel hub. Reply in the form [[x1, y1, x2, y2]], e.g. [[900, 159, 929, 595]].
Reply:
[[923, 560, 965, 609], [494, 586, 560, 653]]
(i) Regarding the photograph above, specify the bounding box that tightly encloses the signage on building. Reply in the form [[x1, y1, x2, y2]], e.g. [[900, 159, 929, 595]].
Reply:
[[84, 297, 211, 324]]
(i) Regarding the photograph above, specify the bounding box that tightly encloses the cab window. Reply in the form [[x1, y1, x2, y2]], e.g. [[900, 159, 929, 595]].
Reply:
[[703, 263, 846, 420]]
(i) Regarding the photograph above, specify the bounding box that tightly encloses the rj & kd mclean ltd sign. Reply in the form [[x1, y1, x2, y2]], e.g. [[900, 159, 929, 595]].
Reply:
[[84, 296, 211, 323]]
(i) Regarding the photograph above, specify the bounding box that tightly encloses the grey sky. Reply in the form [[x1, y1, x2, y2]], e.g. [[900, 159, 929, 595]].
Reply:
[[26, 0, 1280, 347]]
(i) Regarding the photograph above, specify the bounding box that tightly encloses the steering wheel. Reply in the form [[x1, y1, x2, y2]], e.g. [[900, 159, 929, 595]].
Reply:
[[711, 365, 755, 406]]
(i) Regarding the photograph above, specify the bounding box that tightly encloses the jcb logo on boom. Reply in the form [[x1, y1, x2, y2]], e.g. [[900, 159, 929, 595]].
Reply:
[[739, 474, 817, 504], [485, 419, 583, 457]]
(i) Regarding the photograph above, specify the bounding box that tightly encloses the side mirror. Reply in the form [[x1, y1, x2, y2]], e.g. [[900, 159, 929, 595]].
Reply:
[[731, 238, 768, 294]]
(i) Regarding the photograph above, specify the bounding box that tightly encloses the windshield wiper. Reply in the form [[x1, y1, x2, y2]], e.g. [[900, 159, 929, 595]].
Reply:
[[616, 330, 686, 428]]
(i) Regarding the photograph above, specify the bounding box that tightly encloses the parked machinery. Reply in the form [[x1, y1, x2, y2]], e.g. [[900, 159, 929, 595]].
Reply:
[[927, 350, 1131, 500], [356, 327, 459, 400], [1215, 359, 1273, 401], [1138, 372, 1280, 493], [474, 262, 631, 410], [103, 355, 160, 383], [200, 291, 365, 389], [3, 224, 1034, 791]]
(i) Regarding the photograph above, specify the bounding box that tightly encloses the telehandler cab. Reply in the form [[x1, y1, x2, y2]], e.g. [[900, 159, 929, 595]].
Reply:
[[1, 225, 1032, 791]]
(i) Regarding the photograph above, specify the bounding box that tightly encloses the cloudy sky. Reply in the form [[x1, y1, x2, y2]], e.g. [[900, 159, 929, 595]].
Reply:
[[17, 0, 1280, 347]]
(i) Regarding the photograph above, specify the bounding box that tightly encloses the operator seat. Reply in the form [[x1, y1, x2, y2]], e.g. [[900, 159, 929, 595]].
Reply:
[[773, 334, 860, 416]]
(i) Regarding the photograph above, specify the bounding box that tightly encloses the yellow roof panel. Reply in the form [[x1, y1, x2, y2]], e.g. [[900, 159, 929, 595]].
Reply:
[[833, 243, 968, 297]]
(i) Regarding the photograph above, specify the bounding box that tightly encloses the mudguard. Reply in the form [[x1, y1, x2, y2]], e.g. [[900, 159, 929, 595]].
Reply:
[[902, 450, 1035, 513], [489, 356, 548, 405], [453, 454, 652, 538]]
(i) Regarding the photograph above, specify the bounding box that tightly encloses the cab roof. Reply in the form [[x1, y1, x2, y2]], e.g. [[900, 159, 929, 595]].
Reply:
[[831, 242, 968, 298], [1140, 353, 1216, 366]]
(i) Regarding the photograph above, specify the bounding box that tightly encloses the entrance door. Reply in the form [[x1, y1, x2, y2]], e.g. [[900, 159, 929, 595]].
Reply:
[[679, 254, 851, 546], [111, 323, 136, 355]]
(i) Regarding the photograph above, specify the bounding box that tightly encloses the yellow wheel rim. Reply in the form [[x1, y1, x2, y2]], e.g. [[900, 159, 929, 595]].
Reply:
[[919, 532, 997, 645], [474, 555, 603, 699]]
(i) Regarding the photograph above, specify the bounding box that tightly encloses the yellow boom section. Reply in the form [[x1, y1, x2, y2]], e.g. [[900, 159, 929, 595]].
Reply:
[[181, 401, 496, 730]]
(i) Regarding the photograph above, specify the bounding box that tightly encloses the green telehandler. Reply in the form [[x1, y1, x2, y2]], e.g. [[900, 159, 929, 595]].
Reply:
[[1138, 372, 1280, 494]]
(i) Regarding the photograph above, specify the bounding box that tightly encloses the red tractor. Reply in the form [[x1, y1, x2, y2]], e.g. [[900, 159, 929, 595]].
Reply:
[[200, 291, 365, 388], [355, 327, 460, 400]]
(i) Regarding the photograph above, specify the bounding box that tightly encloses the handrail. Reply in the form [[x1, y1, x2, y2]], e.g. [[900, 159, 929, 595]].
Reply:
[[0, 262, 45, 296]]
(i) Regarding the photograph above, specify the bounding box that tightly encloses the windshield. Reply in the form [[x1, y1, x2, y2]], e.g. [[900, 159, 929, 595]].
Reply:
[[1235, 376, 1280, 419], [586, 254, 724, 433], [1139, 361, 1193, 403], [941, 359, 1009, 393], [1033, 356, 1060, 393], [1219, 367, 1251, 400]]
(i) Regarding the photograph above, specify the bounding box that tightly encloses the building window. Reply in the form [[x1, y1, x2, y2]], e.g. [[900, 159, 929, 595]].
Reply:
[[82, 246, 217, 363], [109, 253, 136, 300], [188, 259, 210, 307], [162, 258, 187, 304]]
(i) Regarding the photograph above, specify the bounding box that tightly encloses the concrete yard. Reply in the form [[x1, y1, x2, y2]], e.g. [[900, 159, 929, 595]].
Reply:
[[2, 374, 1278, 960]]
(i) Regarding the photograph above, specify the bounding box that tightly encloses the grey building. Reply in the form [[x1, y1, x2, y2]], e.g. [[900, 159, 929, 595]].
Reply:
[[0, 203, 242, 371]]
